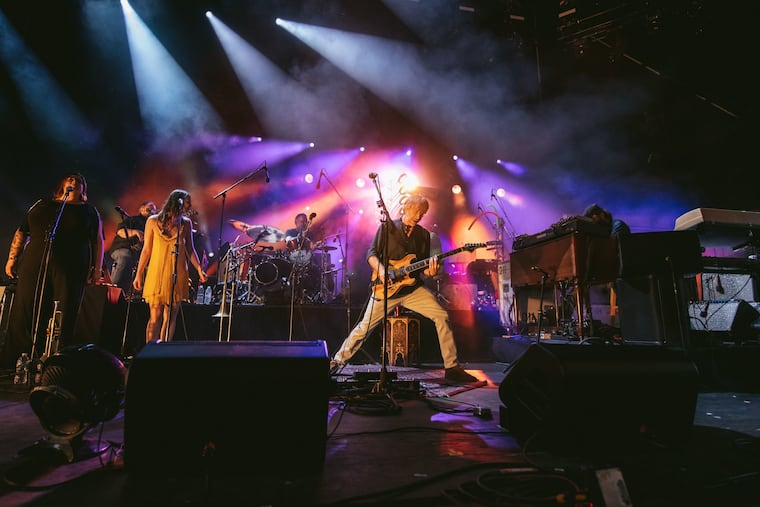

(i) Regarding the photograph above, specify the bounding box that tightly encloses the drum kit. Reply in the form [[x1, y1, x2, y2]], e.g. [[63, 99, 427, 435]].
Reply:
[[216, 219, 339, 306]]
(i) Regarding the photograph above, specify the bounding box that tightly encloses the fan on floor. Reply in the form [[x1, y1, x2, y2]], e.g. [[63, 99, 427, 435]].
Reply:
[[25, 343, 126, 463]]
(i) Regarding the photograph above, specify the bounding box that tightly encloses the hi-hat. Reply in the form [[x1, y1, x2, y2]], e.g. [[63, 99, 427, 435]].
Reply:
[[315, 245, 337, 251]]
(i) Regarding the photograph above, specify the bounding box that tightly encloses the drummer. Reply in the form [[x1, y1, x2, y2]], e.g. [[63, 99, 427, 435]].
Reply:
[[285, 212, 317, 266]]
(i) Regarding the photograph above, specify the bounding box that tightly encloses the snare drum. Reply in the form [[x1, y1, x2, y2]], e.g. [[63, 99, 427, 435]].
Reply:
[[289, 249, 312, 267]]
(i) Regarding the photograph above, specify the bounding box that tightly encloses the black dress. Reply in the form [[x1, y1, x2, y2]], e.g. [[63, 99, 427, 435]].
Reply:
[[1, 198, 101, 367]]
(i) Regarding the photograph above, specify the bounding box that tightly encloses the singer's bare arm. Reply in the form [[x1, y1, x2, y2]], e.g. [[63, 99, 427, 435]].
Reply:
[[183, 217, 207, 284], [5, 229, 28, 278]]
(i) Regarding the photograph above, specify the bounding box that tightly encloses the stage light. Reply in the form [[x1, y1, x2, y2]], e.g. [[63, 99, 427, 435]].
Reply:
[[27, 344, 126, 462], [452, 155, 459, 161], [451, 184, 462, 195]]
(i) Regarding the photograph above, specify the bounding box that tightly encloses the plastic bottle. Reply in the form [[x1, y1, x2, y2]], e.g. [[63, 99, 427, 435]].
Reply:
[[204, 285, 212, 305], [196, 284, 205, 304]]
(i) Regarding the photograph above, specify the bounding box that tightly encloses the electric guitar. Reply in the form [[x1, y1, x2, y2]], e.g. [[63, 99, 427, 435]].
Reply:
[[371, 243, 486, 300]]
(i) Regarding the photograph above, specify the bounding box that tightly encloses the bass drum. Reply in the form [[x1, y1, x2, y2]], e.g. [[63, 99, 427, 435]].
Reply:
[[254, 258, 293, 290]]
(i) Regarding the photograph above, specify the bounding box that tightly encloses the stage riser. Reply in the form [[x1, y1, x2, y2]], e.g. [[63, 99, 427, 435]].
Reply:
[[73, 287, 502, 362]]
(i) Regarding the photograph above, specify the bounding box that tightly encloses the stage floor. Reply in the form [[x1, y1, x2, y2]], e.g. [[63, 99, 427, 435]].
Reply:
[[1, 352, 759, 506]]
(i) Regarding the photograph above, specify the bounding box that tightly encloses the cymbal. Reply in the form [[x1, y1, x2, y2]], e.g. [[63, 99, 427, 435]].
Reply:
[[315, 245, 337, 251], [228, 219, 252, 233], [245, 224, 286, 242]]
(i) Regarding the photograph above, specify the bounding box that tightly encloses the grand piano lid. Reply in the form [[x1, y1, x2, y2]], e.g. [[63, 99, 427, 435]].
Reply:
[[674, 208, 760, 248]]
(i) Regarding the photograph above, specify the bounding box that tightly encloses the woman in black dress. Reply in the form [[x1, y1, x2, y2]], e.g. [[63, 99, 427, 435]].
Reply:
[[2, 173, 104, 368]]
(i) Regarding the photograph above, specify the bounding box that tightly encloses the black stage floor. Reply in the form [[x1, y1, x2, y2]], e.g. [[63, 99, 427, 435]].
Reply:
[[1, 338, 759, 507]]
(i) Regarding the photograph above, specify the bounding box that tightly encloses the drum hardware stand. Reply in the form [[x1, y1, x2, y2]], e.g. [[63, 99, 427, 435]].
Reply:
[[287, 217, 316, 340], [314, 169, 354, 336]]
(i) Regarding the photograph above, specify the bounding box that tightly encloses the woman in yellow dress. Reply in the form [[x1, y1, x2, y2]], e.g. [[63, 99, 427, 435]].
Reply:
[[133, 189, 207, 342]]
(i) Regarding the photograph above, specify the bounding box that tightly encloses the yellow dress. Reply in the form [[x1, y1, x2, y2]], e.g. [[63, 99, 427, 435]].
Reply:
[[142, 217, 191, 305]]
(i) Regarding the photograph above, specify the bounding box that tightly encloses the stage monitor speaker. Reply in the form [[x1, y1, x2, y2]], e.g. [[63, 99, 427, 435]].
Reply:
[[616, 275, 689, 346], [499, 343, 699, 453], [125, 340, 329, 478], [689, 299, 760, 336]]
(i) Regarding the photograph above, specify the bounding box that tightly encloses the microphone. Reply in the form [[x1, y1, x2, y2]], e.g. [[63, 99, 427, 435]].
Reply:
[[700, 301, 710, 318], [64, 186, 74, 194], [716, 275, 724, 294], [264, 162, 270, 183], [115, 206, 130, 217], [309, 212, 317, 221], [368, 172, 378, 180], [178, 198, 184, 205], [530, 265, 549, 276], [316, 169, 324, 189]]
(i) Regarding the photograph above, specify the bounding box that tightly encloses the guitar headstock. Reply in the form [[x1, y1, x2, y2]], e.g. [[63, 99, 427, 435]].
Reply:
[[462, 242, 487, 252]]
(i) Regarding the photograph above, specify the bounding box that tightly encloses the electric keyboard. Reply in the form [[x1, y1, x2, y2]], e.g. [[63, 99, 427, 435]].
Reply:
[[674, 208, 760, 248]]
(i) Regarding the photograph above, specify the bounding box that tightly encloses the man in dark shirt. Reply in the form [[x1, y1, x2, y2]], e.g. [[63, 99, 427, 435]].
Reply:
[[330, 194, 477, 383], [108, 201, 156, 294], [583, 203, 632, 237]]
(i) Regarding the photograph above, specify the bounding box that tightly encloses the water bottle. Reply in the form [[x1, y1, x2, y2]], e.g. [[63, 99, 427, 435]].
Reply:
[[203, 285, 212, 305], [13, 353, 29, 385], [196, 284, 205, 304]]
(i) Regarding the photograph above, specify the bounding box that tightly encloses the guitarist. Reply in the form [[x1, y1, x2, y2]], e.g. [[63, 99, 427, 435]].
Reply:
[[108, 201, 156, 295], [330, 194, 477, 384]]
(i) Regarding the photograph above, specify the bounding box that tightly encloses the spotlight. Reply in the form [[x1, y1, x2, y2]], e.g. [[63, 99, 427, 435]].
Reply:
[[27, 344, 126, 462]]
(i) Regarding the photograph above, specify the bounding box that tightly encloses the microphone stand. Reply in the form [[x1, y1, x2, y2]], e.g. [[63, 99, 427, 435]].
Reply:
[[287, 220, 313, 341], [369, 174, 394, 393], [30, 192, 72, 377], [212, 161, 267, 257], [113, 210, 141, 357], [165, 212, 182, 342], [317, 170, 355, 336]]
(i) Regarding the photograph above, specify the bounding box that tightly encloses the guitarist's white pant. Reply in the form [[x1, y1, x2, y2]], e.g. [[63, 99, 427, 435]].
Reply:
[[332, 285, 459, 369]]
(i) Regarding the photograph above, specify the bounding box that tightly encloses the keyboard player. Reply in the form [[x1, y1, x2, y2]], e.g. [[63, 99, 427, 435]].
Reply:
[[583, 203, 632, 238]]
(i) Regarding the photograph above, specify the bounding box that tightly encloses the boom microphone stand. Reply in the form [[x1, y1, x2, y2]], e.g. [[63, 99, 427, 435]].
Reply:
[[212, 161, 268, 257], [30, 188, 74, 371], [368, 172, 395, 392], [115, 208, 137, 357], [165, 204, 183, 342]]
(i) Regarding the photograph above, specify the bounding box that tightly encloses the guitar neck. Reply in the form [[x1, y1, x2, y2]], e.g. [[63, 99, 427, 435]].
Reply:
[[398, 246, 471, 276]]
